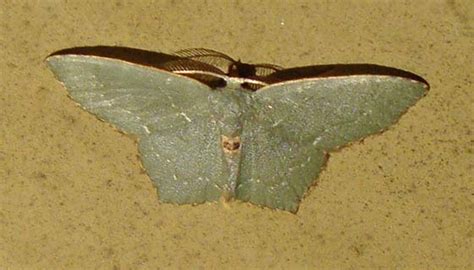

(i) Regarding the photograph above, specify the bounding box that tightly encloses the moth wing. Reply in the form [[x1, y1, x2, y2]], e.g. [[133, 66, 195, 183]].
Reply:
[[237, 122, 327, 212], [47, 55, 213, 136], [138, 116, 230, 204], [237, 74, 428, 212], [47, 55, 229, 204]]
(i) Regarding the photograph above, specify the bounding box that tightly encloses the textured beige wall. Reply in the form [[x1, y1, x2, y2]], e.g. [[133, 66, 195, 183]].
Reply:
[[1, 1, 472, 269]]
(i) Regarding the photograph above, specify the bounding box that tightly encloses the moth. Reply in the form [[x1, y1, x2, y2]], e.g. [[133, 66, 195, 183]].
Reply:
[[46, 46, 429, 212]]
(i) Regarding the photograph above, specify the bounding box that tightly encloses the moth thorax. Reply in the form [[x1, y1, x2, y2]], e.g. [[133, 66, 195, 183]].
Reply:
[[221, 135, 241, 153]]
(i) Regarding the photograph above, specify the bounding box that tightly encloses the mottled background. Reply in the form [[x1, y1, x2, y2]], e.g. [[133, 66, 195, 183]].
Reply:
[[1, 1, 472, 269]]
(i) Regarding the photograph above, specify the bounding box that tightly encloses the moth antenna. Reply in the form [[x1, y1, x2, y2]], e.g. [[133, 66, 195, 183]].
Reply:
[[160, 58, 225, 75], [253, 63, 284, 77], [240, 82, 267, 91], [174, 48, 236, 61], [173, 48, 237, 73], [160, 58, 227, 88]]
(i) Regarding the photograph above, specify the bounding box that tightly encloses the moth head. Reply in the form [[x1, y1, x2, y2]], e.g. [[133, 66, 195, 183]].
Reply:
[[228, 61, 257, 78]]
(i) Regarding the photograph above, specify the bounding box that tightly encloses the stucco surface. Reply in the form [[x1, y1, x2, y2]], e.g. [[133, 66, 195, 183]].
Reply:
[[0, 1, 472, 269]]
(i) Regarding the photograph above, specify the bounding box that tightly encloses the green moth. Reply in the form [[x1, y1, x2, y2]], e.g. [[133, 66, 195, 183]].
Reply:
[[46, 47, 428, 212]]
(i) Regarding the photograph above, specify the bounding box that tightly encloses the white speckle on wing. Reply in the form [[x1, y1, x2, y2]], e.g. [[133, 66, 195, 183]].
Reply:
[[143, 125, 151, 134], [94, 100, 113, 107], [173, 174, 178, 181], [312, 136, 321, 146], [267, 105, 273, 109], [272, 119, 282, 127], [179, 112, 192, 122]]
